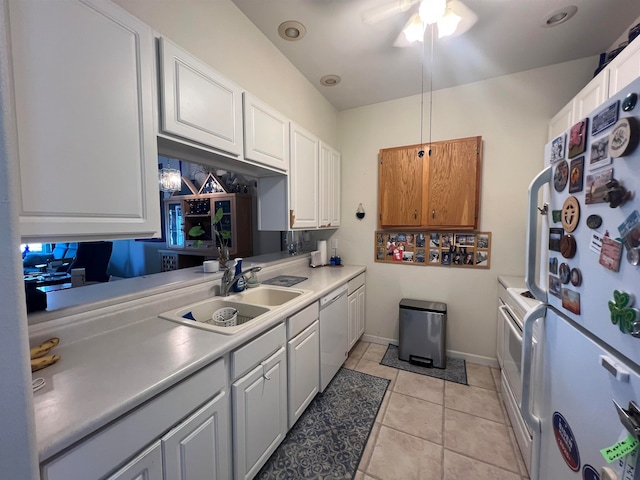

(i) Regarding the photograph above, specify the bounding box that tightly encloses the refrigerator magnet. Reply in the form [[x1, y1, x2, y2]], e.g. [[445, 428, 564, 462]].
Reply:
[[618, 210, 640, 252], [561, 196, 580, 233], [570, 268, 582, 286], [586, 214, 602, 229], [554, 160, 569, 192], [591, 101, 619, 136], [622, 92, 638, 112], [609, 117, 639, 158], [559, 262, 571, 284], [552, 210, 562, 223], [549, 275, 561, 298], [568, 157, 584, 194], [585, 168, 613, 204], [568, 119, 588, 159], [550, 134, 566, 163], [562, 288, 581, 315], [560, 234, 577, 258], [608, 290, 638, 334], [549, 228, 564, 252], [599, 237, 623, 272], [549, 257, 558, 274], [588, 136, 611, 171]]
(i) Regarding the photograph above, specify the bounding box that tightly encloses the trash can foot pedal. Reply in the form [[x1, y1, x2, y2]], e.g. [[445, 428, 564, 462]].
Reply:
[[409, 355, 433, 368]]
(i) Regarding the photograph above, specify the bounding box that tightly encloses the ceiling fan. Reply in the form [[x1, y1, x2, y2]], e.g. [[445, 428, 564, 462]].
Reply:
[[361, 0, 478, 46]]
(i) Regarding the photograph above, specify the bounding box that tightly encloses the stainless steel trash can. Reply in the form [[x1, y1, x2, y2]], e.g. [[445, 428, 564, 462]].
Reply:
[[398, 299, 447, 369]]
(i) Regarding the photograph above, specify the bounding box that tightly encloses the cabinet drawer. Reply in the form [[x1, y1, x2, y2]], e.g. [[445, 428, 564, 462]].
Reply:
[[41, 358, 226, 480], [287, 302, 319, 339], [347, 274, 365, 295], [231, 323, 285, 380]]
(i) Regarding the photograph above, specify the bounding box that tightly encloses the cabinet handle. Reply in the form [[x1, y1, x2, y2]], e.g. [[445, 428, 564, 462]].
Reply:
[[414, 210, 417, 220], [261, 362, 271, 381], [432, 210, 435, 219]]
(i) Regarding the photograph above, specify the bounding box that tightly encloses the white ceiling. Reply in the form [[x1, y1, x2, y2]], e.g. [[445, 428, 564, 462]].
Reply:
[[231, 0, 640, 111]]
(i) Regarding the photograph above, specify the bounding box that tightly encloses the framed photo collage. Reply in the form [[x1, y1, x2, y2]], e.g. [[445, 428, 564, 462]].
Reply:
[[375, 231, 492, 269]]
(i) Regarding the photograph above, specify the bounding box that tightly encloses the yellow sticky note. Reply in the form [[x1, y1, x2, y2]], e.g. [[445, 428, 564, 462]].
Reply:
[[601, 434, 639, 463]]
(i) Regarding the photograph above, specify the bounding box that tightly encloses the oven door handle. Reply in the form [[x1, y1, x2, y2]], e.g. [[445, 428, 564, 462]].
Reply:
[[521, 303, 545, 436], [499, 305, 521, 336]]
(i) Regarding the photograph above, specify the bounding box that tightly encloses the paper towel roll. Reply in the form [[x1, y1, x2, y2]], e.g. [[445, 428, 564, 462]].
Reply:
[[317, 240, 328, 266]]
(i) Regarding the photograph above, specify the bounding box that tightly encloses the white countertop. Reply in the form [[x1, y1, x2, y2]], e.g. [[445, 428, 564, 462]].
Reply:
[[33, 259, 365, 463], [497, 275, 527, 290]]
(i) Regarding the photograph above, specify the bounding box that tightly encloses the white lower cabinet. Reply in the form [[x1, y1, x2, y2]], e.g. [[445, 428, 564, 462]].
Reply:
[[347, 274, 366, 351], [231, 324, 288, 480], [162, 391, 231, 480], [287, 320, 320, 428], [106, 441, 163, 480]]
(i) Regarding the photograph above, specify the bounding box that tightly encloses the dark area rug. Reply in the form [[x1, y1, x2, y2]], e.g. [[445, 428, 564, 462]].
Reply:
[[380, 344, 468, 385], [256, 368, 389, 480]]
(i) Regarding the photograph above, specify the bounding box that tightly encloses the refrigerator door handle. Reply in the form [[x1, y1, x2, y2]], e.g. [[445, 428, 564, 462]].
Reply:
[[525, 165, 552, 302], [521, 303, 545, 434]]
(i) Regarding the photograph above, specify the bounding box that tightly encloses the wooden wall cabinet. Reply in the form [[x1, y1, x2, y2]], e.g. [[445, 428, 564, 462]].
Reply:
[[378, 136, 482, 230]]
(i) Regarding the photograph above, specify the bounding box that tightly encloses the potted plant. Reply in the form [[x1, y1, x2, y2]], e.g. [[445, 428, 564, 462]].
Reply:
[[187, 207, 231, 268]]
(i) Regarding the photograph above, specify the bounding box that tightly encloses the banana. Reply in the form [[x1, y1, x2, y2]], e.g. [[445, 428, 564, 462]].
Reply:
[[30, 337, 60, 359], [31, 354, 60, 372]]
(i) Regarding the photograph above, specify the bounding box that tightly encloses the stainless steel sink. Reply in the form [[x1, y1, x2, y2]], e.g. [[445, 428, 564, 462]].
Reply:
[[158, 298, 270, 335]]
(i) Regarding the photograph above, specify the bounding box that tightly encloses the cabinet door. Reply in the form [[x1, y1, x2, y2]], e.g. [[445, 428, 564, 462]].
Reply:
[[159, 37, 243, 156], [162, 391, 231, 480], [232, 346, 287, 480], [9, 0, 160, 241], [608, 36, 640, 97], [378, 145, 423, 228], [106, 441, 163, 480], [426, 136, 481, 229], [287, 320, 320, 428], [573, 71, 609, 121], [356, 286, 366, 339], [289, 123, 319, 229], [348, 292, 358, 351], [243, 93, 289, 172], [319, 142, 341, 228], [548, 101, 573, 142]]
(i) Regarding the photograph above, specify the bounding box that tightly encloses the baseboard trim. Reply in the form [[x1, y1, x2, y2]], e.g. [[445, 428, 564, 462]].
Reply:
[[361, 334, 498, 369]]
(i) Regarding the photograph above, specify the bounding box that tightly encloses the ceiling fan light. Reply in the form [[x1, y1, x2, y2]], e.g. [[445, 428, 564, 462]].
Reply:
[[404, 14, 426, 42], [437, 9, 461, 37], [419, 0, 446, 25]]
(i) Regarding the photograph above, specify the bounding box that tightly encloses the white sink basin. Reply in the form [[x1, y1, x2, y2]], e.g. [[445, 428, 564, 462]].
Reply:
[[232, 285, 305, 306], [159, 299, 270, 335]]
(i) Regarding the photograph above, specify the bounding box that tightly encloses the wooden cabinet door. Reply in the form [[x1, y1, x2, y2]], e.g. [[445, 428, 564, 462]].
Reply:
[[289, 123, 319, 229], [232, 346, 287, 480], [243, 93, 289, 172], [162, 391, 231, 480], [159, 37, 243, 156], [287, 321, 320, 428], [378, 145, 423, 228], [9, 0, 160, 241], [425, 136, 481, 229]]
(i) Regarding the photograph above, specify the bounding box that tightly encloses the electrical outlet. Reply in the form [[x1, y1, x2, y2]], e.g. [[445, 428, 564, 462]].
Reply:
[[331, 238, 338, 249]]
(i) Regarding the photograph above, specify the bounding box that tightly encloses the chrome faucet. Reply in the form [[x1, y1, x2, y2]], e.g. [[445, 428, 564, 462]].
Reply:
[[220, 266, 262, 297]]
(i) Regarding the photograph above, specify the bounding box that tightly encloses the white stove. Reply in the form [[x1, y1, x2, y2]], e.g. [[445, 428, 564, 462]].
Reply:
[[505, 287, 542, 329]]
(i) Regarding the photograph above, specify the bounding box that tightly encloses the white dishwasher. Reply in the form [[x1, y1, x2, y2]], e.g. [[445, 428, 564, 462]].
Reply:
[[319, 284, 349, 392]]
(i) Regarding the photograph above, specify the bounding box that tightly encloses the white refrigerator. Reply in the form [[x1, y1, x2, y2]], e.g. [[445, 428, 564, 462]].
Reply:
[[524, 74, 640, 480]]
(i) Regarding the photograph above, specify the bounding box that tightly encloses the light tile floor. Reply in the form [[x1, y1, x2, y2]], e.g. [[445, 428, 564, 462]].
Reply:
[[347, 341, 530, 480]]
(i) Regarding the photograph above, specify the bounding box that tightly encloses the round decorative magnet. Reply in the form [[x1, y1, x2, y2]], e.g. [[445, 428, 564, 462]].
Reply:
[[570, 268, 582, 286], [622, 92, 638, 112], [609, 290, 639, 335], [554, 160, 569, 192], [627, 247, 640, 266], [560, 234, 577, 258], [559, 263, 571, 284], [609, 117, 638, 158], [586, 214, 602, 229], [561, 196, 580, 233]]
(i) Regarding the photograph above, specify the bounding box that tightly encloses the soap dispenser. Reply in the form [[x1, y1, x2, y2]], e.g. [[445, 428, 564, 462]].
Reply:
[[233, 258, 246, 292]]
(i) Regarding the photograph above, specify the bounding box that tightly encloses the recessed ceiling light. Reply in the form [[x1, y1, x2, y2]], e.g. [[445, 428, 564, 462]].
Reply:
[[278, 21, 306, 41], [540, 5, 577, 27], [320, 75, 341, 87]]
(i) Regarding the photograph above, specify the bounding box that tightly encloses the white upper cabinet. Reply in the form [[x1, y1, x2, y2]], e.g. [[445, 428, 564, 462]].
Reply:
[[158, 37, 243, 157], [608, 36, 640, 97], [243, 93, 289, 173], [8, 0, 160, 241], [319, 142, 341, 228], [289, 123, 319, 229]]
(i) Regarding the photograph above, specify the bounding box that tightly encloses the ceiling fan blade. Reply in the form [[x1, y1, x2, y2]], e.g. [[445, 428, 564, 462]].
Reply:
[[393, 13, 420, 47], [445, 0, 478, 37], [361, 0, 420, 25]]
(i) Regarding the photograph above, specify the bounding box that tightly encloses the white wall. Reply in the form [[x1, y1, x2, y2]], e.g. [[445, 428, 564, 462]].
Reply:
[[335, 57, 597, 363], [113, 0, 339, 147]]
